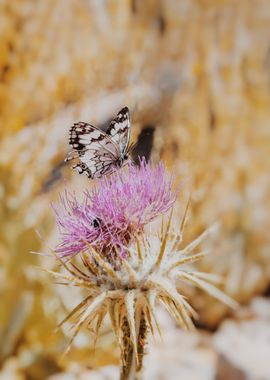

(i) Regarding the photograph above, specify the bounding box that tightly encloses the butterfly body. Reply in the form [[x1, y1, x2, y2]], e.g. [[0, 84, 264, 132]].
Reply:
[[65, 107, 131, 179], [114, 152, 129, 168]]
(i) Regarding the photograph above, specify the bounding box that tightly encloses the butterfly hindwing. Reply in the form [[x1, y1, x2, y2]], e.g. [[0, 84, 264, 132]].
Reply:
[[106, 107, 131, 153]]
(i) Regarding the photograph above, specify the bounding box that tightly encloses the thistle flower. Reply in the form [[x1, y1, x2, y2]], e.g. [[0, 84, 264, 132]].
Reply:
[[53, 160, 176, 259], [48, 211, 237, 379]]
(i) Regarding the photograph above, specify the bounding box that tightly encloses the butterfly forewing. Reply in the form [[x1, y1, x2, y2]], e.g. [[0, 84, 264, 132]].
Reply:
[[106, 107, 131, 153], [65, 107, 131, 179]]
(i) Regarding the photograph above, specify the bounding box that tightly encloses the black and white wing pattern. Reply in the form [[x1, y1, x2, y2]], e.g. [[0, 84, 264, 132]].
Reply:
[[106, 107, 131, 154], [65, 122, 121, 178], [65, 107, 131, 179]]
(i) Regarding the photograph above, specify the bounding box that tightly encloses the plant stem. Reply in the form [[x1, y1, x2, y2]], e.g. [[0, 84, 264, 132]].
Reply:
[[137, 311, 147, 376], [120, 311, 148, 380]]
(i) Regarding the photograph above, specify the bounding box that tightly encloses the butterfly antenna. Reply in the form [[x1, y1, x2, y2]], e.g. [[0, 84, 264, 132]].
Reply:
[[128, 141, 139, 154]]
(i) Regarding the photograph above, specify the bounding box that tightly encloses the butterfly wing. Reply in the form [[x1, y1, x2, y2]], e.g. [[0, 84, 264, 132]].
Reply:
[[106, 107, 131, 154], [65, 122, 121, 178]]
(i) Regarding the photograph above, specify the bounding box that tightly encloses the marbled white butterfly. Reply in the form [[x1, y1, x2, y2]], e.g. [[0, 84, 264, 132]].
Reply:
[[65, 107, 133, 179]]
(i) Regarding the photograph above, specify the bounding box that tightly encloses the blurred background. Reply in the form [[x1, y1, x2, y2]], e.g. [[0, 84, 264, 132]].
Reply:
[[1, 1, 270, 379]]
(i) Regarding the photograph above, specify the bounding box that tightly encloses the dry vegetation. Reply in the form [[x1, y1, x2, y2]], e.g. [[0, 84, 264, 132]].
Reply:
[[0, 1, 270, 379]]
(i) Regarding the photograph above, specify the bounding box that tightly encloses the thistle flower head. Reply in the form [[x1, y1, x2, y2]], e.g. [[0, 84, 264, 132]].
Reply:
[[48, 211, 237, 367], [53, 160, 176, 258]]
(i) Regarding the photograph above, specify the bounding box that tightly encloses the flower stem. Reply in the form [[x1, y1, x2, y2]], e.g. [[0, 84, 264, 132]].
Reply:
[[120, 311, 148, 380]]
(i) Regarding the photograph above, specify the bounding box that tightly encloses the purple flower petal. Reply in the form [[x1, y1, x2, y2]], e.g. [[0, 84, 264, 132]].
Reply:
[[53, 159, 176, 259]]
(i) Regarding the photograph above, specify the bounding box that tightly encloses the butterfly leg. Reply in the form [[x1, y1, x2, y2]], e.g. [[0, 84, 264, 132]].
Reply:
[[122, 158, 132, 168]]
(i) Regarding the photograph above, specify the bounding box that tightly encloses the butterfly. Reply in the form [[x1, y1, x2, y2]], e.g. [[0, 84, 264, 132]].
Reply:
[[65, 107, 133, 179]]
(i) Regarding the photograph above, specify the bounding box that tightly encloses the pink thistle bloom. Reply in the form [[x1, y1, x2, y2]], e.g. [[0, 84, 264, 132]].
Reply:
[[53, 160, 176, 258]]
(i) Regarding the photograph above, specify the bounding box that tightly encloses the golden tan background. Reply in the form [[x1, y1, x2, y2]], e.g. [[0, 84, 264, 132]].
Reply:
[[1, 1, 270, 379]]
